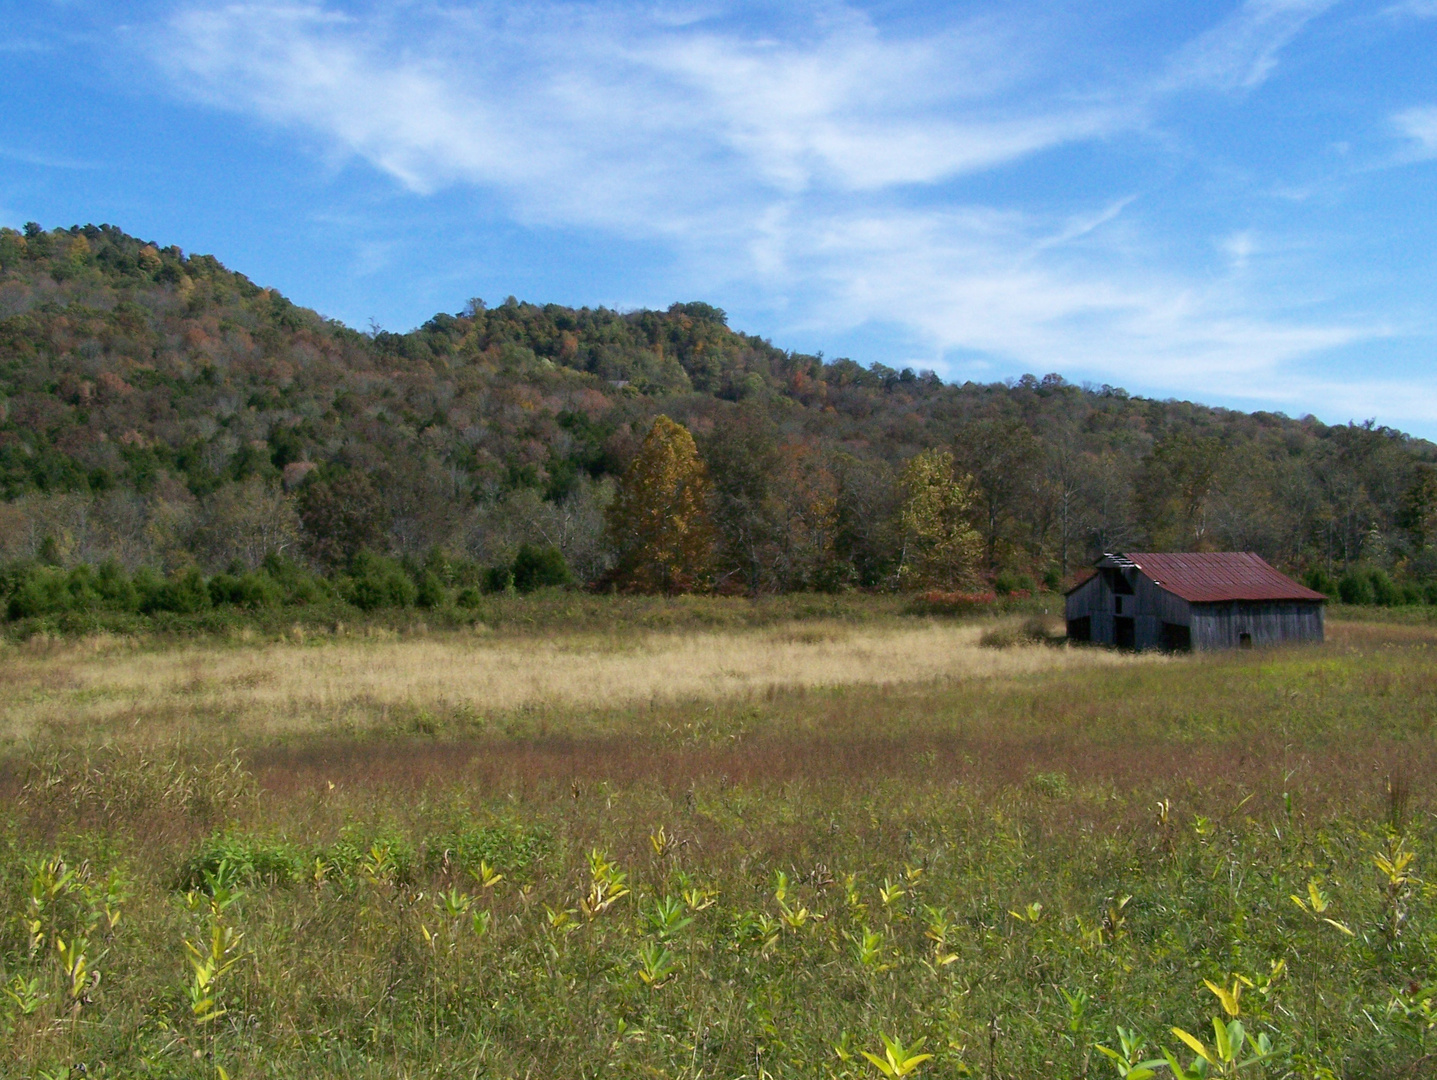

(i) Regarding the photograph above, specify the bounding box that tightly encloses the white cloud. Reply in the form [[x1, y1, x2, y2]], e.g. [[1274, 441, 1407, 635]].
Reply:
[[1386, 0, 1437, 17], [0, 145, 100, 170], [157, 3, 1120, 220], [148, 1, 1386, 418], [1220, 231, 1256, 271], [767, 203, 1364, 397], [1393, 105, 1437, 157], [1162, 0, 1338, 92]]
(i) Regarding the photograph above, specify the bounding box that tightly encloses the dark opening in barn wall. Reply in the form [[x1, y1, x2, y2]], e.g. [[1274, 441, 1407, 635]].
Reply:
[[1161, 622, 1191, 652], [1115, 617, 1135, 649], [1067, 615, 1091, 641], [1103, 568, 1134, 594]]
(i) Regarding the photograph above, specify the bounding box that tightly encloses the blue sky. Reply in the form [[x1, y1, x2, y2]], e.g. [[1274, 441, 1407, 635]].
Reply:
[[3, 2, 1436, 436]]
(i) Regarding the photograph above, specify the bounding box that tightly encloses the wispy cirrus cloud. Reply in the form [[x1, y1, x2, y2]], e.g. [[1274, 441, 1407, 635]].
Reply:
[[0, 145, 102, 170], [1386, 0, 1437, 17], [1161, 0, 1339, 92], [776, 203, 1367, 392], [1393, 104, 1437, 157], [157, 2, 1118, 217], [144, 1, 1387, 420]]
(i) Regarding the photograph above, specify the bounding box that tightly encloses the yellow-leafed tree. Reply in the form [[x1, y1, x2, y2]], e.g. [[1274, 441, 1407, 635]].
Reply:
[[897, 448, 983, 590], [607, 416, 716, 592]]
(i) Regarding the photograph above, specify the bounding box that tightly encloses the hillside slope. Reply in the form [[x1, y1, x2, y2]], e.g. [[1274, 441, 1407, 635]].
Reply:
[[0, 222, 1433, 592]]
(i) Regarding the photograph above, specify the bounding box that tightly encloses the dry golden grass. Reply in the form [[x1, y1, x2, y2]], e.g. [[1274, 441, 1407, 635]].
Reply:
[[0, 617, 1147, 744]]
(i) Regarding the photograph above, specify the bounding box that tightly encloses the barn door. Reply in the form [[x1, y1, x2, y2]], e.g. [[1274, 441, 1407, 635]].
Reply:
[[1161, 622, 1191, 652]]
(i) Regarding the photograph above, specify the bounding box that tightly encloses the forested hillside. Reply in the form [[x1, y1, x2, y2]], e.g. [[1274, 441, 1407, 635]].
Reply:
[[1, 221, 1434, 604]]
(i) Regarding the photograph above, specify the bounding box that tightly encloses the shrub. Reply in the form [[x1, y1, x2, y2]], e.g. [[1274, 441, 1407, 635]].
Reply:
[[95, 560, 139, 611], [328, 826, 417, 885], [347, 554, 418, 611], [146, 568, 211, 614], [415, 570, 446, 609], [513, 543, 573, 592], [131, 566, 165, 611], [483, 564, 515, 594], [350, 570, 416, 611], [7, 567, 72, 618], [1338, 570, 1372, 605], [5, 562, 146, 618], [1369, 568, 1402, 606], [241, 572, 282, 608], [63, 565, 103, 609], [177, 826, 434, 892], [263, 553, 327, 605], [455, 586, 483, 609], [207, 573, 240, 607], [423, 823, 553, 877], [979, 617, 1051, 649], [993, 571, 1019, 596], [1303, 567, 1339, 596], [174, 833, 304, 890]]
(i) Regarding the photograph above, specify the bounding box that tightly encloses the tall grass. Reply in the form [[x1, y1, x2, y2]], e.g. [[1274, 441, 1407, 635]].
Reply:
[[0, 613, 1434, 1077], [0, 617, 1129, 746]]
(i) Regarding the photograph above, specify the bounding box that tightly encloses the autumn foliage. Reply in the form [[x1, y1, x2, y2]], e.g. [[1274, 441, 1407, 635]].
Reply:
[[897, 449, 983, 591], [2, 222, 1437, 606], [606, 416, 716, 593]]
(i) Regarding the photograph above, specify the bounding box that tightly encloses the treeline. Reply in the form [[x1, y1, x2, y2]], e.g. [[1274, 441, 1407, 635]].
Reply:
[[0, 544, 574, 622], [5, 416, 1434, 630], [2, 221, 1436, 605]]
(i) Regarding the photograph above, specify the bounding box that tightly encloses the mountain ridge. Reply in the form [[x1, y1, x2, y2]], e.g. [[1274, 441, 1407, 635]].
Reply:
[[0, 221, 1433, 593]]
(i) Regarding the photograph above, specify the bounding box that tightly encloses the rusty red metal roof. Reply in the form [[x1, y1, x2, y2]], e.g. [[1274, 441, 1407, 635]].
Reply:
[[1124, 552, 1326, 603]]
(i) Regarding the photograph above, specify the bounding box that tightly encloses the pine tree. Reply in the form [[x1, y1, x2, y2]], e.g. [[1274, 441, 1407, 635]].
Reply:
[[897, 448, 983, 590], [607, 416, 715, 593]]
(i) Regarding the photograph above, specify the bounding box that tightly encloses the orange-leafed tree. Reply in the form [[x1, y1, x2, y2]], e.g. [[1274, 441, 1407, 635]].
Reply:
[[607, 416, 715, 593], [776, 440, 841, 590]]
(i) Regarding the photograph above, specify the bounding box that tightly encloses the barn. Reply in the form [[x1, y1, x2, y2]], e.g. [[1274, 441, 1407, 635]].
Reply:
[[1065, 552, 1326, 651]]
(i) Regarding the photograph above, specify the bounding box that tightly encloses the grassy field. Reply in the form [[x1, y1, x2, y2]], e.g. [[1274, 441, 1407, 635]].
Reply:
[[1, 607, 1436, 1078]]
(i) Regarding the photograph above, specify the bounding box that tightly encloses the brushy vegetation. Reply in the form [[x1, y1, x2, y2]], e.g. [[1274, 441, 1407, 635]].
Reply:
[[3, 550, 1436, 648], [5, 222, 1437, 606], [0, 610, 1436, 1076]]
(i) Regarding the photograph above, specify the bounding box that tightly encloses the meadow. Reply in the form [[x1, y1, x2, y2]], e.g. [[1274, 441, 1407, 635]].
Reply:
[[1, 606, 1435, 1078]]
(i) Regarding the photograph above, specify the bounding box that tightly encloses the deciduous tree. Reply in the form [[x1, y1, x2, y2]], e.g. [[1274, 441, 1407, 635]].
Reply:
[[896, 448, 982, 590], [297, 471, 390, 569], [193, 476, 301, 570], [703, 406, 783, 594], [606, 416, 715, 593], [1135, 433, 1227, 550], [954, 418, 1044, 569]]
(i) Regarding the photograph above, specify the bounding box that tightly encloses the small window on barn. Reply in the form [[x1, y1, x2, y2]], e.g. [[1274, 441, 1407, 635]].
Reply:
[[1239, 632, 1253, 649], [1114, 595, 1124, 615]]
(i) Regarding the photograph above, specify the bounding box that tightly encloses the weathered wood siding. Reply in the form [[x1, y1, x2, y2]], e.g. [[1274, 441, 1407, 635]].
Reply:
[[1066, 568, 1194, 648], [1188, 601, 1324, 650], [1065, 574, 1107, 641], [1066, 563, 1319, 651], [1133, 575, 1190, 651]]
